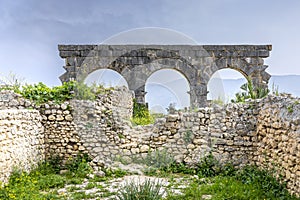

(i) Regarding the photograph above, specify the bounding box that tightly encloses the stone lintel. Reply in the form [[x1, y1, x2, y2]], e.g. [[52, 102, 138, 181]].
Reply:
[[58, 44, 272, 58]]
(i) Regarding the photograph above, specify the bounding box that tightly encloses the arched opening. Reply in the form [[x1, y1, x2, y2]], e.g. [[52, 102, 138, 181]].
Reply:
[[145, 69, 190, 114], [207, 68, 248, 103], [84, 69, 128, 88]]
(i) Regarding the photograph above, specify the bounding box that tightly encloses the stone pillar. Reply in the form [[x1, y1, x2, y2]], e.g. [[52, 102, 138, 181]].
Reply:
[[248, 69, 269, 91], [189, 84, 208, 108], [134, 86, 147, 105]]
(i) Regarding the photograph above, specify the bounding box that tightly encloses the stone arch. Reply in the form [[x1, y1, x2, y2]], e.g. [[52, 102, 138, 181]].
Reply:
[[207, 68, 248, 102], [145, 68, 191, 113], [59, 44, 272, 108], [109, 48, 200, 106], [203, 57, 270, 88], [84, 68, 129, 88]]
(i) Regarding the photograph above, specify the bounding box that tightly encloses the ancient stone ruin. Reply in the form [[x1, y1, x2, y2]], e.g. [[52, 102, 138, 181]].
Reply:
[[0, 88, 299, 196], [0, 44, 299, 196], [58, 44, 272, 107]]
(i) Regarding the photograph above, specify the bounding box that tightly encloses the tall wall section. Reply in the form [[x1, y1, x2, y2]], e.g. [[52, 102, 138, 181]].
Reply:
[[255, 95, 300, 196], [0, 91, 44, 183]]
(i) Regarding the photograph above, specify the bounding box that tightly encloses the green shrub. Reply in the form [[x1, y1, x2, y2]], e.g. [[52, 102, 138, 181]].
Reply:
[[234, 165, 296, 199], [232, 78, 269, 103], [143, 149, 175, 169], [1, 80, 113, 105], [65, 153, 92, 178], [31, 156, 62, 175], [103, 168, 127, 179], [195, 154, 222, 177], [37, 174, 66, 190], [131, 99, 154, 125], [116, 179, 165, 200], [20, 82, 74, 104], [161, 162, 196, 175]]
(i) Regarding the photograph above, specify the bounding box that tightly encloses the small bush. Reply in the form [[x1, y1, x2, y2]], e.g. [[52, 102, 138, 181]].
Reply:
[[195, 154, 222, 177], [116, 179, 165, 200], [161, 162, 196, 175], [37, 174, 66, 190], [232, 78, 269, 103], [65, 153, 92, 178], [133, 149, 175, 170], [234, 165, 296, 199], [131, 99, 154, 125], [20, 82, 75, 104], [103, 168, 127, 179], [0, 80, 113, 105]]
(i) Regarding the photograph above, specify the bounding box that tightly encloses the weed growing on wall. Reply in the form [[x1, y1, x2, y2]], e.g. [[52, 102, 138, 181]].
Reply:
[[232, 78, 269, 103], [0, 80, 114, 104], [0, 72, 24, 93], [143, 149, 175, 169], [65, 153, 93, 179]]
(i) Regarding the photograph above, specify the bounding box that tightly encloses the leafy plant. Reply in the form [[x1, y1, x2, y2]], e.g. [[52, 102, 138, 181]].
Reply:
[[142, 149, 175, 169], [183, 130, 193, 144], [0, 169, 62, 200], [131, 99, 154, 125], [287, 105, 294, 113], [161, 162, 196, 175], [116, 179, 165, 200], [234, 165, 294, 199], [20, 82, 74, 104], [195, 153, 222, 177], [1, 79, 113, 105], [103, 168, 128, 179], [231, 78, 269, 103], [65, 153, 92, 178]]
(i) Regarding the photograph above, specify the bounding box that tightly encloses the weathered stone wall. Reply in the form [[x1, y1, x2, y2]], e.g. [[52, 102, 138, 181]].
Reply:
[[0, 90, 32, 109], [39, 101, 87, 161], [255, 95, 300, 196], [0, 109, 44, 183], [70, 95, 259, 167], [0, 89, 299, 196]]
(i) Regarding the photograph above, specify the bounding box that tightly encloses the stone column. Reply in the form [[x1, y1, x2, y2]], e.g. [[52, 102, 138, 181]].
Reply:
[[134, 86, 147, 105], [189, 84, 208, 108], [248, 69, 269, 91]]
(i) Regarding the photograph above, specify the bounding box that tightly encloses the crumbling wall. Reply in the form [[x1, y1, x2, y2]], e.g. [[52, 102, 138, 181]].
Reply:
[[0, 89, 299, 196], [0, 109, 44, 183], [255, 95, 300, 196]]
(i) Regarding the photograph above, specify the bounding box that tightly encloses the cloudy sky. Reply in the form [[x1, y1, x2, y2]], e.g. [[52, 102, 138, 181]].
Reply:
[[0, 0, 300, 86]]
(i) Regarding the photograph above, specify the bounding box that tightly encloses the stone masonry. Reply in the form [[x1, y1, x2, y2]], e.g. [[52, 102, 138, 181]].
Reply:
[[0, 89, 299, 196], [58, 44, 272, 107], [0, 109, 44, 183]]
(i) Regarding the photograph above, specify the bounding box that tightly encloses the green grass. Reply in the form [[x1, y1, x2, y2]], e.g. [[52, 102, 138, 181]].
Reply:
[[0, 154, 93, 200], [166, 175, 299, 200], [0, 154, 298, 200]]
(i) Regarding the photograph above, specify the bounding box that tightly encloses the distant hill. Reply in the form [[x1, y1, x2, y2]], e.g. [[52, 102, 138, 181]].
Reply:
[[269, 75, 300, 96]]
